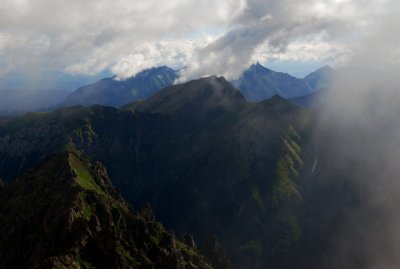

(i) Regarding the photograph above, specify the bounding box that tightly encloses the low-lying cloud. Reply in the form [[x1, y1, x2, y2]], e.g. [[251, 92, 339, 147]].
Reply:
[[314, 1, 400, 267]]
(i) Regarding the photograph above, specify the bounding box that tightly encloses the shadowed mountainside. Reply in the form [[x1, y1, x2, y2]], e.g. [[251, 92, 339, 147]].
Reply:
[[60, 66, 178, 107], [232, 63, 332, 101], [0, 76, 313, 269], [0, 152, 231, 269]]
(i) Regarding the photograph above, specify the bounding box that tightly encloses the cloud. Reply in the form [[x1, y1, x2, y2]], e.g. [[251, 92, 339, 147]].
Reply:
[[0, 0, 396, 82], [312, 1, 400, 267], [179, 0, 389, 81], [109, 40, 206, 79], [0, 0, 243, 78]]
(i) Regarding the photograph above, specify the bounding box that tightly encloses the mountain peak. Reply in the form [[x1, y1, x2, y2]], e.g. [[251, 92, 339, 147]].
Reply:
[[305, 65, 334, 78], [236, 63, 313, 100], [127, 76, 246, 118], [316, 65, 333, 73], [305, 65, 334, 90], [262, 94, 297, 107], [249, 62, 272, 73], [0, 152, 226, 269], [61, 66, 178, 107], [202, 74, 226, 81], [129, 65, 176, 80]]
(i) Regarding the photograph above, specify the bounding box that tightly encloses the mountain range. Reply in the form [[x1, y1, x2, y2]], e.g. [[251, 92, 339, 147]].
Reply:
[[58, 63, 333, 109], [0, 72, 364, 269], [0, 76, 316, 268], [0, 63, 333, 117]]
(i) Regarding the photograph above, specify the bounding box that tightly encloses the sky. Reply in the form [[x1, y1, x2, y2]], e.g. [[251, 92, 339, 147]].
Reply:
[[0, 0, 393, 82]]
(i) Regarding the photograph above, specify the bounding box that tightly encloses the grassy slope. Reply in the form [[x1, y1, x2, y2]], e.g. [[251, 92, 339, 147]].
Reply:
[[0, 152, 221, 269]]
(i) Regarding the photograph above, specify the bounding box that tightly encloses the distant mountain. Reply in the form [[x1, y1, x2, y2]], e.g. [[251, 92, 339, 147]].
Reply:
[[61, 66, 178, 107], [304, 65, 334, 90], [287, 66, 337, 108], [0, 77, 312, 268], [0, 64, 333, 115], [58, 64, 333, 111], [232, 63, 333, 101], [0, 152, 230, 269]]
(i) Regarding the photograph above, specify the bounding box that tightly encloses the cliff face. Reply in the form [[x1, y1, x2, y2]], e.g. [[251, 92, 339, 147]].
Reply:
[[0, 152, 229, 269]]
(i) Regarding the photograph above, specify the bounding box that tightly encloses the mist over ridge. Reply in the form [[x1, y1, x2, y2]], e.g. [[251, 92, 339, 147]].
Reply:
[[309, 4, 400, 267]]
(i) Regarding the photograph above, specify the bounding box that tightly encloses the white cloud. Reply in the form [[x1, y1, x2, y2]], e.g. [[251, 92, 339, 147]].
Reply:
[[253, 35, 351, 66], [0, 0, 243, 77], [179, 0, 394, 81], [0, 0, 398, 81], [110, 40, 205, 79]]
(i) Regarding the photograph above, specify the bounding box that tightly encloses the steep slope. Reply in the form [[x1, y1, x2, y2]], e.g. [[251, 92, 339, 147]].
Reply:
[[61, 66, 178, 107], [0, 77, 312, 269], [0, 152, 228, 269], [132, 93, 310, 268], [123, 81, 311, 268], [0, 105, 170, 202], [232, 63, 315, 100]]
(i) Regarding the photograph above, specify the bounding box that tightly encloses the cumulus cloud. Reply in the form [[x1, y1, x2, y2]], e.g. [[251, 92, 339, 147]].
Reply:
[[0, 0, 243, 78], [0, 0, 396, 82], [109, 40, 206, 79], [179, 0, 389, 80]]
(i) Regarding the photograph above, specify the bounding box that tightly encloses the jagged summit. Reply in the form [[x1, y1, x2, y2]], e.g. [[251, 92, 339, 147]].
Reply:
[[233, 62, 315, 100], [0, 152, 227, 269], [250, 62, 273, 72]]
